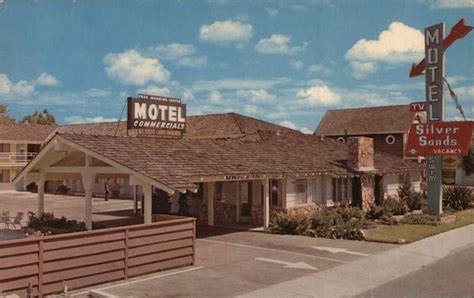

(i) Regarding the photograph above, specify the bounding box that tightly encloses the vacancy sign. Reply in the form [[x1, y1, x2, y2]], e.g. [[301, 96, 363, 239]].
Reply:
[[406, 122, 473, 157]]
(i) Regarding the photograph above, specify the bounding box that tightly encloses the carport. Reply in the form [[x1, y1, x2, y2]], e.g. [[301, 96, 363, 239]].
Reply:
[[13, 134, 197, 230]]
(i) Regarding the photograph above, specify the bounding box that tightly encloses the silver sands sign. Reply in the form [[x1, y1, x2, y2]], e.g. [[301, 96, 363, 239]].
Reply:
[[127, 94, 186, 131]]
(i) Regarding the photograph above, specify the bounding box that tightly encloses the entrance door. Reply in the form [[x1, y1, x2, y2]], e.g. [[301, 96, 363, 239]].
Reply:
[[352, 177, 362, 208], [239, 181, 252, 223]]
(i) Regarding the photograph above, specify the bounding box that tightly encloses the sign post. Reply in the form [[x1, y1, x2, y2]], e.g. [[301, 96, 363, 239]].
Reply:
[[424, 23, 445, 215]]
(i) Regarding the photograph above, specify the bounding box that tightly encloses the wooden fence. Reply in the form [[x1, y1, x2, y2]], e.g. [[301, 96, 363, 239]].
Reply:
[[0, 215, 196, 297]]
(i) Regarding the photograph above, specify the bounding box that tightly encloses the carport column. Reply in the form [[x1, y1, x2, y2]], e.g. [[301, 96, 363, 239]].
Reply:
[[263, 178, 270, 229], [37, 172, 46, 217], [207, 182, 214, 226], [143, 184, 152, 224], [82, 155, 96, 231], [81, 171, 96, 231]]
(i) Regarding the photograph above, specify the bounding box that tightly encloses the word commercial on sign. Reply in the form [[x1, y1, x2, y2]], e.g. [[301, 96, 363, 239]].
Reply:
[[127, 94, 186, 131], [405, 122, 473, 156]]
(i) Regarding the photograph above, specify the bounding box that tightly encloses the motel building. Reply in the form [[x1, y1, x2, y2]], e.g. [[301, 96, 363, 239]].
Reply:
[[11, 95, 424, 231], [0, 118, 56, 190]]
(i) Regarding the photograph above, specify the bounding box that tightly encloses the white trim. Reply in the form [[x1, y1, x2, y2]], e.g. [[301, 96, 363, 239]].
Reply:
[[56, 136, 176, 194]]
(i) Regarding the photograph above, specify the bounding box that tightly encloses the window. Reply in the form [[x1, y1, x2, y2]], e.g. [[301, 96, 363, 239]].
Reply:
[[332, 177, 349, 202], [1, 170, 10, 182], [385, 135, 396, 145], [270, 180, 282, 207], [295, 179, 307, 205]]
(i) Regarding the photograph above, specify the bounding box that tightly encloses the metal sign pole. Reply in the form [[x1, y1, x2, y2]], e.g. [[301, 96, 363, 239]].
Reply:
[[425, 23, 445, 215]]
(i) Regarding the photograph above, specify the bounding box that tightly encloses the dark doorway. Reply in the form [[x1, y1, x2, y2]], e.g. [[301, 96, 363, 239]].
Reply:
[[352, 177, 362, 207], [374, 175, 383, 205]]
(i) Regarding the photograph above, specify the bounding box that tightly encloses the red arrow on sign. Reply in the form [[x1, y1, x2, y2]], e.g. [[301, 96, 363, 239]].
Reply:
[[409, 18, 473, 78]]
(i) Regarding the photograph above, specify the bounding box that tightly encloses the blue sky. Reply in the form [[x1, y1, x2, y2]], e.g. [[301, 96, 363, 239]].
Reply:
[[0, 0, 472, 133]]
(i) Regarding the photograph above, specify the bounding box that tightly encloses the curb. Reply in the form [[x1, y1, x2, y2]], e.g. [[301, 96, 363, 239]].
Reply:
[[240, 224, 474, 297]]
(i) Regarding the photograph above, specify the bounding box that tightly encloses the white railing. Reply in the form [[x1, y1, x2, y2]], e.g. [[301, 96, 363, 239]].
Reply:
[[0, 152, 37, 164]]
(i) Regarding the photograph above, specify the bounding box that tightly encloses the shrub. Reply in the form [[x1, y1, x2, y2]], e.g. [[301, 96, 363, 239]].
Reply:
[[26, 212, 86, 235], [383, 197, 409, 215], [443, 186, 473, 211], [270, 210, 312, 235], [311, 208, 365, 240], [366, 204, 385, 219], [335, 204, 364, 221], [401, 214, 440, 226], [152, 189, 171, 214], [397, 181, 426, 211]]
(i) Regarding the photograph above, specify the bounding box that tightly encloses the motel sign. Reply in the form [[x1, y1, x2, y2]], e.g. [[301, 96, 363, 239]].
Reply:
[[127, 94, 186, 131], [406, 122, 473, 157], [408, 19, 473, 215]]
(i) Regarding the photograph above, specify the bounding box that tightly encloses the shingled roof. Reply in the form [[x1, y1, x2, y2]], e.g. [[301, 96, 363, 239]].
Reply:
[[51, 131, 423, 192], [0, 118, 57, 142], [314, 105, 418, 136], [52, 112, 299, 140]]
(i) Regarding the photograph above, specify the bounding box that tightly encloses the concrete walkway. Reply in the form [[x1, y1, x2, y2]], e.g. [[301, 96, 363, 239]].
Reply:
[[241, 224, 474, 297]]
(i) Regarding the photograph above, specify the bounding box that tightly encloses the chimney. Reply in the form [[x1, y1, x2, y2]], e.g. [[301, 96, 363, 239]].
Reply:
[[347, 137, 375, 171]]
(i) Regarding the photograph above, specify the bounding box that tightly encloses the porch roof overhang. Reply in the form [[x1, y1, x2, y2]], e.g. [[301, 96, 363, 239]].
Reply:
[[13, 134, 185, 194]]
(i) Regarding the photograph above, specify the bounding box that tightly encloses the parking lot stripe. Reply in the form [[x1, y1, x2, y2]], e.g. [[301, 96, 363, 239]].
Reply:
[[71, 266, 204, 297], [199, 239, 347, 264]]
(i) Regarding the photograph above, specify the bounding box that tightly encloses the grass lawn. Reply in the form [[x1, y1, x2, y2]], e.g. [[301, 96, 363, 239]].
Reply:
[[365, 209, 474, 244]]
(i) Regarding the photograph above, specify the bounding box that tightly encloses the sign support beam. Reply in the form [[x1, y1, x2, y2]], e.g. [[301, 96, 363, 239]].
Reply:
[[425, 23, 445, 215]]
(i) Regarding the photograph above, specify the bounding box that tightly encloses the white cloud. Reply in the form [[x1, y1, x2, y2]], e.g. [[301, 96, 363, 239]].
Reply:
[[430, 0, 472, 9], [199, 20, 253, 43], [192, 77, 290, 91], [300, 127, 312, 134], [0, 74, 35, 96], [456, 85, 474, 97], [209, 90, 223, 103], [243, 104, 263, 115], [345, 22, 424, 64], [237, 89, 276, 103], [11, 80, 34, 96], [103, 49, 170, 86], [138, 85, 171, 96], [64, 115, 119, 124], [350, 61, 378, 79], [266, 7, 279, 16], [296, 85, 341, 106], [85, 88, 112, 98], [181, 89, 194, 101], [176, 56, 207, 68], [305, 64, 333, 76], [255, 34, 306, 55], [279, 120, 298, 130], [290, 60, 304, 70], [0, 73, 12, 93], [35, 72, 60, 86], [149, 43, 196, 60]]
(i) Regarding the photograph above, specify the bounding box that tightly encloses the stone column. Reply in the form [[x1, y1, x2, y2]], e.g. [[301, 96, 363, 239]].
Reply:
[[361, 174, 375, 212], [263, 178, 270, 229]]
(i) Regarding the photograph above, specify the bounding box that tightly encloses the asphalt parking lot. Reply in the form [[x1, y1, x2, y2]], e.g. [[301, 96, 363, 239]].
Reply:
[[73, 227, 396, 297]]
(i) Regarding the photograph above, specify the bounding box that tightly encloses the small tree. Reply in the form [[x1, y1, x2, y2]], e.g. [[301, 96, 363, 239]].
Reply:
[[21, 109, 56, 125], [0, 104, 15, 122]]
